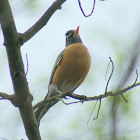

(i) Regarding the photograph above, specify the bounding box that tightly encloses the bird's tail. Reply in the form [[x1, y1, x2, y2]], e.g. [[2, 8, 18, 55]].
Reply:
[[35, 95, 59, 126]]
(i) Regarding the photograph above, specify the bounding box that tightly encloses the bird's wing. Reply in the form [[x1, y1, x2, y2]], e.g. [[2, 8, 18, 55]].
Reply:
[[36, 50, 64, 122], [48, 49, 65, 86]]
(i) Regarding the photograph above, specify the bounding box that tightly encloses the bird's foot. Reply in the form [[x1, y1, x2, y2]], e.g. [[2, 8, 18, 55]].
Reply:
[[80, 95, 87, 103], [56, 89, 63, 94]]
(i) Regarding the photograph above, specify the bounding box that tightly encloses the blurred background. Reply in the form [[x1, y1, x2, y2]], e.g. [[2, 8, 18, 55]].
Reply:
[[0, 0, 140, 139]]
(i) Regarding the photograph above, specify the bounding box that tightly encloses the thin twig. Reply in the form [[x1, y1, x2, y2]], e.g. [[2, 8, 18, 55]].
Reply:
[[134, 69, 138, 84], [87, 100, 98, 124], [105, 60, 111, 81], [93, 99, 101, 120], [121, 69, 139, 102], [105, 57, 114, 93], [77, 0, 96, 17], [21, 0, 66, 45], [60, 99, 82, 105], [121, 94, 128, 103]]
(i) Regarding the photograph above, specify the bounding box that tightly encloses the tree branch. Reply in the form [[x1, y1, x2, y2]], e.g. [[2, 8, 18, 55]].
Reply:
[[0, 92, 25, 108], [0, 92, 13, 100], [20, 0, 66, 45], [33, 93, 66, 110], [68, 82, 140, 101], [0, 0, 41, 139], [105, 57, 114, 93], [34, 81, 140, 111], [0, 0, 68, 138], [78, 0, 95, 17]]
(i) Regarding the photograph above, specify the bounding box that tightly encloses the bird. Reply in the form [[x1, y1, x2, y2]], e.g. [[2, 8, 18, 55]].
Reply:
[[35, 26, 91, 125]]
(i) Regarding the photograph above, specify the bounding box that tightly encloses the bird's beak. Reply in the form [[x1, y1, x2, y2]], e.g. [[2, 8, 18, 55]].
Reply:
[[73, 26, 79, 36]]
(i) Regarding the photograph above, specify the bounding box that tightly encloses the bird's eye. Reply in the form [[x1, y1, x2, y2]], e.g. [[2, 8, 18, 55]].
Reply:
[[67, 33, 74, 40], [67, 35, 71, 40]]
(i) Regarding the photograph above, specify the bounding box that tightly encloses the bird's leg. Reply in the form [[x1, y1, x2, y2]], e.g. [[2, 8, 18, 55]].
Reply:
[[55, 88, 63, 94], [80, 95, 87, 102], [73, 78, 82, 89]]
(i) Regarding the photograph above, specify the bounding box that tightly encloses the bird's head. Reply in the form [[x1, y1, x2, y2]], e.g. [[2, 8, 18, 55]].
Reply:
[[65, 26, 82, 47]]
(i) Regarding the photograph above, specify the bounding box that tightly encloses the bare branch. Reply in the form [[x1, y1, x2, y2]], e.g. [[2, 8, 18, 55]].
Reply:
[[121, 69, 139, 102], [0, 0, 42, 139], [87, 100, 98, 124], [93, 99, 101, 120], [0, 92, 19, 107], [20, 0, 66, 45], [34, 81, 140, 112], [60, 99, 82, 105], [82, 82, 139, 100], [34, 94, 66, 110], [105, 57, 114, 93], [0, 92, 13, 100], [77, 0, 106, 17], [78, 0, 96, 17], [121, 94, 128, 103], [134, 69, 138, 84]]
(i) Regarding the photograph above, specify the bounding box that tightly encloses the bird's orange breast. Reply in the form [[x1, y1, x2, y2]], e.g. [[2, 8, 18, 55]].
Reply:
[[52, 43, 91, 92]]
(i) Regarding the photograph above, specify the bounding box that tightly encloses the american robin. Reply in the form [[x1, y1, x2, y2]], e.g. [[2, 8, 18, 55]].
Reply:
[[35, 26, 91, 125]]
